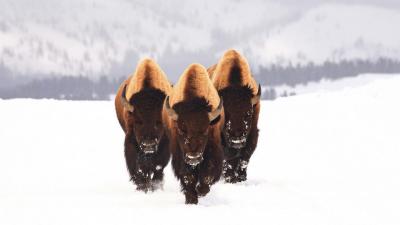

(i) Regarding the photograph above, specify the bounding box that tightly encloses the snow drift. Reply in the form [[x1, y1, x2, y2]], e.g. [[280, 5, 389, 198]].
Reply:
[[0, 75, 399, 224]]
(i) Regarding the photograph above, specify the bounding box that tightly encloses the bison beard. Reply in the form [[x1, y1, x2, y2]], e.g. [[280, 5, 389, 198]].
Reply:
[[166, 98, 224, 204]]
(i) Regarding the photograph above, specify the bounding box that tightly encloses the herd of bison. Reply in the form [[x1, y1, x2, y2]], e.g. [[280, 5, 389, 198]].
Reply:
[[114, 49, 261, 204]]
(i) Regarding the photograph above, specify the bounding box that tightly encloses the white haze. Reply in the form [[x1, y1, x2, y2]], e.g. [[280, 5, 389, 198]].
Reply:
[[1, 0, 400, 80]]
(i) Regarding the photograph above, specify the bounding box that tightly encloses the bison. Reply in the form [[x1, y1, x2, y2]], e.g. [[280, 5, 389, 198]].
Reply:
[[115, 58, 172, 192], [209, 49, 261, 183], [163, 63, 224, 204]]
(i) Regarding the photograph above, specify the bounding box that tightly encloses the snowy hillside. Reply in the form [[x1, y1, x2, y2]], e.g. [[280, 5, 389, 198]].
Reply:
[[0, 76, 399, 225], [1, 1, 400, 79], [0, 0, 291, 78], [247, 4, 400, 67]]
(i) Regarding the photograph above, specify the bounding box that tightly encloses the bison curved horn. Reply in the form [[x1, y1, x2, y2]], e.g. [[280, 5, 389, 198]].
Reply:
[[121, 84, 134, 112], [208, 98, 223, 122], [251, 84, 262, 106], [164, 96, 178, 121]]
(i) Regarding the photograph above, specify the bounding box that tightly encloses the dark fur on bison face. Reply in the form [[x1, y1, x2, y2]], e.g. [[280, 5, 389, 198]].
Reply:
[[165, 97, 222, 166], [122, 86, 166, 154], [219, 85, 260, 150]]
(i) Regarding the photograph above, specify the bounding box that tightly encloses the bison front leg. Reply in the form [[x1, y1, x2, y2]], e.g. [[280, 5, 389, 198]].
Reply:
[[223, 157, 240, 183], [132, 168, 152, 192], [125, 135, 151, 192], [124, 135, 138, 184], [197, 154, 222, 196], [151, 167, 164, 190], [235, 159, 248, 182], [236, 127, 259, 182], [196, 171, 212, 197], [150, 140, 170, 191], [180, 169, 199, 204]]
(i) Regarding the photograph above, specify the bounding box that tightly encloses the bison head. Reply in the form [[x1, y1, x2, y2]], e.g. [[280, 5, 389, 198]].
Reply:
[[221, 84, 261, 149], [121, 85, 166, 154], [165, 96, 223, 166]]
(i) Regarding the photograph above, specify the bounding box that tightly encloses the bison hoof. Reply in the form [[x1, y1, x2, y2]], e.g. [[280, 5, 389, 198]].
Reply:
[[136, 183, 152, 193], [224, 175, 237, 183], [151, 180, 164, 191], [236, 175, 247, 182], [196, 184, 210, 197], [185, 194, 199, 204]]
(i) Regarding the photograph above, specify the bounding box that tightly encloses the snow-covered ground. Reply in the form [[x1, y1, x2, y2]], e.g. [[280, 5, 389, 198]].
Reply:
[[273, 73, 398, 96], [0, 76, 399, 225]]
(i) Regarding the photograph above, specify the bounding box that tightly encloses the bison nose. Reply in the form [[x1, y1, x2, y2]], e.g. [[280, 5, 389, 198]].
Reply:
[[233, 130, 246, 138], [140, 139, 158, 154], [184, 152, 203, 166]]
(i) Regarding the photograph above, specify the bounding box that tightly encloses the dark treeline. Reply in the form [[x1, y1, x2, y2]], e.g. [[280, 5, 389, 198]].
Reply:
[[1, 58, 400, 100], [255, 57, 400, 87], [0, 76, 124, 100]]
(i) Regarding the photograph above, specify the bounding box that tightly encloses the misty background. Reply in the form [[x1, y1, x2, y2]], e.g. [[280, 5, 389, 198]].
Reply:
[[1, 0, 400, 100]]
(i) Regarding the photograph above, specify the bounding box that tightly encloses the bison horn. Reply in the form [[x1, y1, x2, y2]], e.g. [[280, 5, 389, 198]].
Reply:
[[251, 84, 261, 106], [208, 98, 223, 122], [164, 96, 178, 121], [121, 84, 134, 112]]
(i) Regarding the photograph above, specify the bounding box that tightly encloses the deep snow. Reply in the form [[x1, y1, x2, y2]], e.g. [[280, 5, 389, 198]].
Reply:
[[0, 76, 399, 225]]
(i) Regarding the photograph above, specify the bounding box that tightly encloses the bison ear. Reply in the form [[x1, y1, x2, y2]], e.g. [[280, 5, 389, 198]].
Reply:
[[121, 84, 134, 112], [251, 84, 261, 106]]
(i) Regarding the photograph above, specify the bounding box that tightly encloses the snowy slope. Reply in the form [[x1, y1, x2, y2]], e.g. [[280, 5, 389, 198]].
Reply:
[[1, 1, 400, 78], [0, 76, 400, 225], [246, 4, 400, 67], [0, 0, 291, 78]]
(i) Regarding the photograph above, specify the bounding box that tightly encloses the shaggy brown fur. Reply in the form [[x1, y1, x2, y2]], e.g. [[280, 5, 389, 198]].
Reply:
[[213, 49, 258, 95], [169, 63, 220, 110], [211, 49, 261, 183], [115, 58, 172, 192], [207, 64, 217, 79], [163, 63, 224, 204]]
